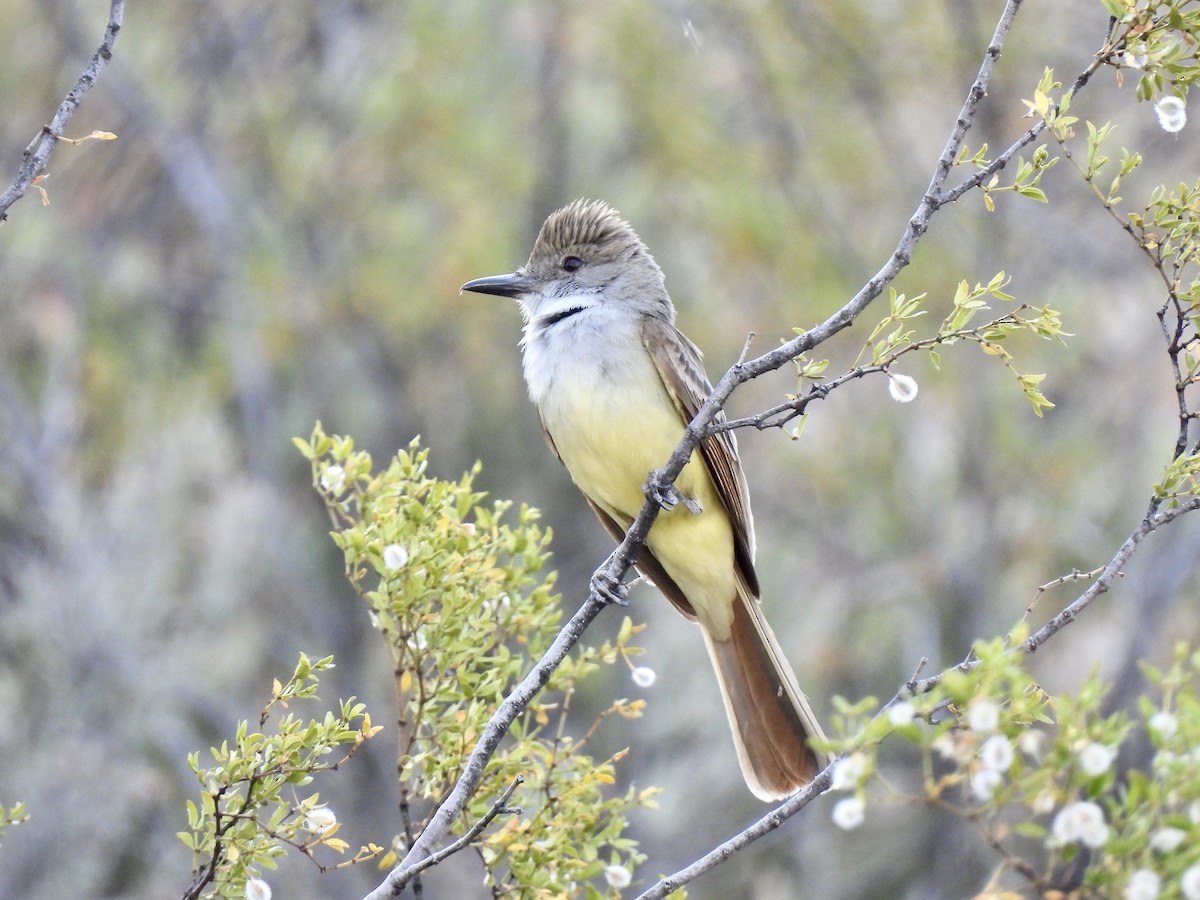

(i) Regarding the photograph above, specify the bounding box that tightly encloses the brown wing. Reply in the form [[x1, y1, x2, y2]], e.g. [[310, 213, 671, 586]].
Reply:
[[640, 315, 760, 598]]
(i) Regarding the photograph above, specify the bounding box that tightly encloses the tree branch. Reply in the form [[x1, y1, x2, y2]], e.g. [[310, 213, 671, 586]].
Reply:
[[393, 775, 524, 889], [635, 0, 1030, 499], [634, 769, 834, 900], [899, 497, 1200, 700], [0, 0, 125, 221]]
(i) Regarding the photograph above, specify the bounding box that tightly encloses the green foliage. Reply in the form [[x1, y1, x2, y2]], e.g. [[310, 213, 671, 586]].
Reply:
[[1104, 0, 1200, 101], [1154, 450, 1200, 505], [1132, 179, 1200, 292], [180, 654, 382, 898], [850, 276, 1066, 417], [298, 424, 657, 898], [937, 275, 1065, 417], [863, 288, 929, 365], [827, 637, 1200, 897], [0, 801, 29, 847]]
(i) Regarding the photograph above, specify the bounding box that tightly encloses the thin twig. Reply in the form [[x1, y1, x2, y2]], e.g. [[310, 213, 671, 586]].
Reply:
[[735, 331, 756, 367], [906, 657, 930, 693], [1024, 566, 1107, 620], [899, 497, 1200, 700], [634, 769, 834, 900], [0, 0, 125, 221], [392, 776, 525, 888]]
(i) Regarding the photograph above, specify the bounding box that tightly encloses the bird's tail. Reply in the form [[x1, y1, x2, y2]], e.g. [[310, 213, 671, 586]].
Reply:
[[701, 586, 827, 801]]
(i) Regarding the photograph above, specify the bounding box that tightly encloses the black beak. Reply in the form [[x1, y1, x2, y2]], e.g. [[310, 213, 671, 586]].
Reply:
[[460, 271, 535, 298]]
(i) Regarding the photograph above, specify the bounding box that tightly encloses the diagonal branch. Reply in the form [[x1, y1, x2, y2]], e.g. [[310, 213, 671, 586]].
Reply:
[[592, 0, 1035, 624], [898, 496, 1200, 702], [635, 769, 834, 900], [396, 775, 525, 887], [0, 0, 125, 221]]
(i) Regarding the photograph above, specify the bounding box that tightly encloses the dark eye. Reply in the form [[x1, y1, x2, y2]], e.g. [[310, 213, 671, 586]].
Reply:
[[561, 255, 584, 273]]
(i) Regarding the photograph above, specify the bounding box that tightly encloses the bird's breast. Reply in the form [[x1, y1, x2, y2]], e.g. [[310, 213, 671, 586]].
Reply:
[[523, 309, 682, 519], [521, 305, 738, 637]]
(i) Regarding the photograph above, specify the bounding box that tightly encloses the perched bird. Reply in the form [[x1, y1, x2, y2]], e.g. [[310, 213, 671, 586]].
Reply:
[[462, 199, 826, 800]]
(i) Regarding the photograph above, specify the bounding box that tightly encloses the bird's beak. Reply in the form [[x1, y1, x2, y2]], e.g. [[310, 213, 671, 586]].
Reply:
[[460, 271, 535, 299]]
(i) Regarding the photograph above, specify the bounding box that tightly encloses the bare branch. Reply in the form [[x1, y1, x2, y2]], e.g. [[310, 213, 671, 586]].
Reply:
[[895, 497, 1200, 703], [0, 0, 125, 221], [633, 770, 835, 900]]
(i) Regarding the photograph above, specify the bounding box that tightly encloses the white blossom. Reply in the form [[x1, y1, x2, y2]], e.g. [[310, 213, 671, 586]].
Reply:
[[979, 735, 1015, 773], [631, 666, 656, 688], [970, 768, 1003, 802], [1149, 827, 1186, 853], [1155, 750, 1180, 776], [1149, 712, 1178, 740], [967, 700, 1000, 733], [1017, 729, 1046, 759], [1124, 869, 1161, 900], [603, 865, 632, 890], [1077, 742, 1117, 776], [1051, 800, 1108, 848], [245, 878, 273, 900], [887, 701, 915, 727], [1182, 863, 1200, 900], [1031, 790, 1057, 815], [832, 796, 865, 830], [1156, 96, 1187, 133], [320, 464, 346, 494], [830, 754, 867, 791], [382, 544, 410, 570], [305, 806, 338, 835], [933, 732, 967, 763], [887, 372, 919, 403], [1079, 817, 1109, 848]]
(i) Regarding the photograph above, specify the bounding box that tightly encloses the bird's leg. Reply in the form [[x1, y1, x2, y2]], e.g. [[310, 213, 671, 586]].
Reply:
[[643, 470, 702, 515], [590, 555, 630, 606]]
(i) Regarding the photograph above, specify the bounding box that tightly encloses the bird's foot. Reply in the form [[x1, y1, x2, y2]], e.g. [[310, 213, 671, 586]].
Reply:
[[643, 472, 702, 515], [590, 565, 630, 606]]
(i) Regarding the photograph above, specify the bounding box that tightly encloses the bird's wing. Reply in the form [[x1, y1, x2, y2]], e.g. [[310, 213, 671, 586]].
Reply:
[[641, 314, 760, 597]]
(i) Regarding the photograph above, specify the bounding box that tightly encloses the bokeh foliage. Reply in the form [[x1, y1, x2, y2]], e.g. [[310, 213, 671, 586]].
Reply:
[[0, 0, 1198, 897], [301, 427, 655, 898]]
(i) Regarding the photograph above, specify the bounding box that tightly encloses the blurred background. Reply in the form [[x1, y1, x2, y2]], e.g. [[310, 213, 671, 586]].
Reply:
[[1, 1, 1197, 897]]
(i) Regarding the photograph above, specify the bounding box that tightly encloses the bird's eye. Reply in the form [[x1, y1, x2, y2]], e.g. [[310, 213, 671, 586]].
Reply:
[[561, 255, 584, 273]]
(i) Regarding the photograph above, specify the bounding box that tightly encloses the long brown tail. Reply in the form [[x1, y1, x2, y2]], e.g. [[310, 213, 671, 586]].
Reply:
[[701, 586, 828, 801]]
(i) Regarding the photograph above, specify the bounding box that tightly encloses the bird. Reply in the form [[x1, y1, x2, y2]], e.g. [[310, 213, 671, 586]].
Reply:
[[461, 198, 826, 800]]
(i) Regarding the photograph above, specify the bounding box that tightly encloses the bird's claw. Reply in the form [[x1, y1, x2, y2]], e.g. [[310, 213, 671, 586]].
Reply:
[[643, 473, 702, 515], [590, 567, 630, 606]]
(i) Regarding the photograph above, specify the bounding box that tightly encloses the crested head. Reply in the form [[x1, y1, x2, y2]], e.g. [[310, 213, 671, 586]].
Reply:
[[531, 199, 640, 263], [520, 199, 671, 319], [460, 199, 674, 324]]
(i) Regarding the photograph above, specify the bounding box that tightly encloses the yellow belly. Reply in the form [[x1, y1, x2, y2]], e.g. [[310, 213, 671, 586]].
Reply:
[[541, 356, 738, 637]]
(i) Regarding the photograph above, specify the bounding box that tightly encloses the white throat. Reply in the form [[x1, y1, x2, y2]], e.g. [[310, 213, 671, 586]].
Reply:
[[519, 291, 644, 412]]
